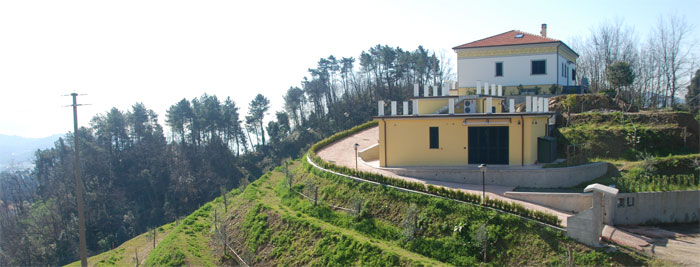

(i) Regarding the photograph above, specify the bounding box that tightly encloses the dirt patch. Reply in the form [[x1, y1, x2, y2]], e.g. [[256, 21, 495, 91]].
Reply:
[[617, 224, 700, 266]]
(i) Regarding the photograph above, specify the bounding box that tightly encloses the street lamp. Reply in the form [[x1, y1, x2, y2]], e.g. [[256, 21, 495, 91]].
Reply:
[[354, 143, 360, 170], [478, 164, 487, 205]]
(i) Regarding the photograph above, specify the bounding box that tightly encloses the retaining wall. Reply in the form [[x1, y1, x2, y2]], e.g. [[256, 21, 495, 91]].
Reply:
[[613, 190, 700, 225], [504, 192, 592, 213], [384, 162, 608, 188], [359, 144, 379, 161]]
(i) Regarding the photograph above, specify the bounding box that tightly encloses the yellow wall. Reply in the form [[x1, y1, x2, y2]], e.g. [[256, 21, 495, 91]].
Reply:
[[377, 115, 549, 167], [416, 99, 449, 114]]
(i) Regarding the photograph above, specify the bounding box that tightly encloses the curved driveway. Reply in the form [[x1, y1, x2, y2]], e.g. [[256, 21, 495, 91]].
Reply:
[[316, 126, 573, 227]]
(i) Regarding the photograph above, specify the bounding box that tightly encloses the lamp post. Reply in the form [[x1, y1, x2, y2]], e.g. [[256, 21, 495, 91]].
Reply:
[[478, 164, 487, 205], [353, 143, 360, 170]]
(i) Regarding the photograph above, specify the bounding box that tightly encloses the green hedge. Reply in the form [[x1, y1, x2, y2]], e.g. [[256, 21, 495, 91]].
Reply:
[[305, 121, 561, 227]]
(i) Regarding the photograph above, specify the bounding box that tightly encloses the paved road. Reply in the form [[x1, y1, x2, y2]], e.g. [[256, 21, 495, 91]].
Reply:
[[317, 126, 573, 227]]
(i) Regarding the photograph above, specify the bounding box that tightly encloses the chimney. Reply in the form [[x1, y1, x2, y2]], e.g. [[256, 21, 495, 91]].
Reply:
[[540, 24, 547, 38]]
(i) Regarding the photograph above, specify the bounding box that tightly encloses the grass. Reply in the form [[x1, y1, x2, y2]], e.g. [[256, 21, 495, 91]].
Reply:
[[64, 223, 176, 267], [283, 160, 647, 266], [143, 188, 241, 267]]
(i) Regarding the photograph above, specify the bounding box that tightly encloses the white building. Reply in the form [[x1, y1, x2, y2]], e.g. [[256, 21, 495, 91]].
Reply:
[[453, 24, 578, 95]]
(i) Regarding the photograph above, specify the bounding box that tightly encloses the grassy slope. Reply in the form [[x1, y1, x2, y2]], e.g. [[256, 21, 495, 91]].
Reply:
[[65, 223, 176, 267], [72, 159, 651, 266]]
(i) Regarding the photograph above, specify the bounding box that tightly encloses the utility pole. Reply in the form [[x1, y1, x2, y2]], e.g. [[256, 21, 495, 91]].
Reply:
[[68, 93, 88, 267]]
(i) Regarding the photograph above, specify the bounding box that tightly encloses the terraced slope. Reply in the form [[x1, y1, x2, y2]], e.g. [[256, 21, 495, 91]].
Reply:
[[69, 157, 650, 266]]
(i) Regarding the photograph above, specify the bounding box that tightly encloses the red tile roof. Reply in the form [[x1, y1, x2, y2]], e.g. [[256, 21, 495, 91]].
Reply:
[[453, 30, 561, 49]]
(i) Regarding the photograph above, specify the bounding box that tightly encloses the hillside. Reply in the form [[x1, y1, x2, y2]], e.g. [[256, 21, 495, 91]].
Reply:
[[0, 133, 62, 169], [72, 157, 649, 266]]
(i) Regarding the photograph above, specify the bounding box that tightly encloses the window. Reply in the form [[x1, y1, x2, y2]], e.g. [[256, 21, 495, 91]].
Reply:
[[429, 127, 439, 149], [617, 198, 625, 207], [495, 62, 503, 77], [627, 197, 635, 207], [515, 33, 524, 38], [572, 69, 576, 80], [561, 63, 565, 76], [532, 60, 546, 75]]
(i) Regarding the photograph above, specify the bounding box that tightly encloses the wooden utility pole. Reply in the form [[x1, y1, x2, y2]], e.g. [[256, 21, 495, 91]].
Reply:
[[69, 93, 88, 267]]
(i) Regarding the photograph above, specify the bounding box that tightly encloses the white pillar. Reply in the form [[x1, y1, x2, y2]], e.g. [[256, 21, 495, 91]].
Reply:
[[378, 101, 384, 116], [497, 85, 503, 96], [543, 98, 549, 112], [433, 85, 438, 97], [403, 101, 409, 115], [491, 84, 496, 96], [391, 101, 397, 115], [412, 100, 419, 115], [486, 97, 493, 114], [525, 96, 532, 112], [476, 81, 482, 95], [442, 81, 449, 96], [509, 99, 515, 113], [425, 85, 431, 97], [448, 98, 455, 114], [540, 97, 546, 112], [413, 83, 419, 97], [483, 82, 489, 95]]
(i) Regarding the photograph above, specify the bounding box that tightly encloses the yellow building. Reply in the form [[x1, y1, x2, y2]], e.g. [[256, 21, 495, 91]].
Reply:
[[374, 92, 553, 167]]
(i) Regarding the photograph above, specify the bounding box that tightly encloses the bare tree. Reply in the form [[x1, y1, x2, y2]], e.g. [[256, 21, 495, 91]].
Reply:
[[652, 14, 694, 107], [572, 19, 638, 92]]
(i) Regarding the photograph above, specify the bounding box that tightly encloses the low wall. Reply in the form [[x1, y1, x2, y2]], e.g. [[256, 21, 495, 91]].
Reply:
[[384, 162, 608, 188], [613, 190, 700, 225], [504, 192, 592, 213], [359, 144, 379, 161]]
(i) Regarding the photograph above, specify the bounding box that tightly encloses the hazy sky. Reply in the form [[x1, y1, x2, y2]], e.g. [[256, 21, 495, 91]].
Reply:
[[1, 0, 697, 138]]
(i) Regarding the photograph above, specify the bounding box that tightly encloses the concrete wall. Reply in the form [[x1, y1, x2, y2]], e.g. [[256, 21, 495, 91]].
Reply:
[[385, 162, 608, 188], [613, 190, 700, 225], [504, 192, 592, 213], [358, 144, 379, 161], [566, 208, 600, 247]]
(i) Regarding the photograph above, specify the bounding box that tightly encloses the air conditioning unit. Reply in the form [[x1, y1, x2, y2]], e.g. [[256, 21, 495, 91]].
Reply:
[[463, 100, 476, 113]]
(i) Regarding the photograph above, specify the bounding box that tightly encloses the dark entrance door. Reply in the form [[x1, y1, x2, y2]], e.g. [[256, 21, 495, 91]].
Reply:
[[468, 126, 509, 164]]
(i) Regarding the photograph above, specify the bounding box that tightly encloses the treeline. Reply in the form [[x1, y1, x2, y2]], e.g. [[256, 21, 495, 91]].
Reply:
[[572, 15, 698, 110], [0, 43, 450, 266]]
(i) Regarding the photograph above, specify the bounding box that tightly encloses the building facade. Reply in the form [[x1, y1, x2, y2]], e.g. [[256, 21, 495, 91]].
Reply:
[[453, 24, 578, 95], [374, 87, 553, 167]]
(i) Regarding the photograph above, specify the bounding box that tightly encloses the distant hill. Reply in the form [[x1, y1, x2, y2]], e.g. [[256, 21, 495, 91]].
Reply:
[[0, 134, 63, 170]]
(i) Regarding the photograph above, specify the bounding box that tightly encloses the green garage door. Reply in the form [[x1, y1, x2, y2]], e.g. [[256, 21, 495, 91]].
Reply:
[[468, 126, 509, 165]]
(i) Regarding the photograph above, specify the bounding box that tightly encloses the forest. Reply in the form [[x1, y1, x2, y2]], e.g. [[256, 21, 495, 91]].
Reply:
[[0, 44, 452, 266]]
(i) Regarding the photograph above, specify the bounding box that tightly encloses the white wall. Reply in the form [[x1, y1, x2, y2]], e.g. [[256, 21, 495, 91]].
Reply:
[[456, 43, 579, 88], [458, 53, 558, 88]]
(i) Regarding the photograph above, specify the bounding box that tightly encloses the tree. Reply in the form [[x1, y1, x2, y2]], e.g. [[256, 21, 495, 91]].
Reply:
[[653, 15, 693, 107], [687, 69, 700, 114], [606, 61, 636, 103], [248, 94, 270, 146]]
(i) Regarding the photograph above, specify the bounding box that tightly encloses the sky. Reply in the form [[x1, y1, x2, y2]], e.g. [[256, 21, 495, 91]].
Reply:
[[1, 0, 698, 138]]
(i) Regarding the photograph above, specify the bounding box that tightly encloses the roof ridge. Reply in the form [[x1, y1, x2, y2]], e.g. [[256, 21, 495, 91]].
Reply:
[[515, 30, 560, 42]]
